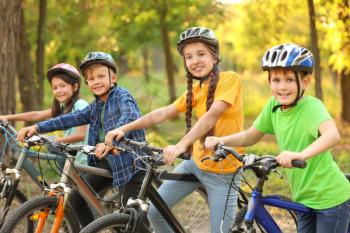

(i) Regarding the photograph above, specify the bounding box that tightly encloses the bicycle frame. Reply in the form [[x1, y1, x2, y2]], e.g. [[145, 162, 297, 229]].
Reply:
[[125, 162, 202, 233], [243, 190, 311, 233]]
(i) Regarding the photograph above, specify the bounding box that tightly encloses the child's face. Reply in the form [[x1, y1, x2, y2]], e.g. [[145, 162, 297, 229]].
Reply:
[[51, 77, 77, 104], [269, 69, 309, 105], [85, 65, 116, 100], [183, 42, 217, 78]]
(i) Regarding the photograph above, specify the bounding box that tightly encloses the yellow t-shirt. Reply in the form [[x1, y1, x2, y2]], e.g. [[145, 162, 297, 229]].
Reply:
[[174, 71, 244, 173]]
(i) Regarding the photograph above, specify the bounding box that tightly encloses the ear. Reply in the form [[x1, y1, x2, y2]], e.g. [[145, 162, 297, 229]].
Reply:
[[111, 73, 118, 83], [301, 75, 311, 88]]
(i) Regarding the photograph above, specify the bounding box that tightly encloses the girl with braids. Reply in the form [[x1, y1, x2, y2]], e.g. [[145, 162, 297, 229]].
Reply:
[[105, 26, 244, 233], [0, 63, 89, 165]]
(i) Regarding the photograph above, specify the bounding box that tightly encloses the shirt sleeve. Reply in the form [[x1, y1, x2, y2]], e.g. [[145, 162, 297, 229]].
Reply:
[[173, 91, 188, 113], [213, 72, 242, 107], [73, 99, 89, 111], [37, 104, 92, 133], [306, 98, 332, 138], [113, 92, 142, 128], [253, 97, 275, 135]]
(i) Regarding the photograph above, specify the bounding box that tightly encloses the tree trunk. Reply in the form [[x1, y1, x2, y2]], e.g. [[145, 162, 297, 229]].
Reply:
[[158, 0, 176, 103], [307, 0, 323, 100], [143, 48, 150, 82], [17, 4, 38, 114], [0, 0, 21, 115], [340, 71, 350, 123], [35, 0, 47, 107]]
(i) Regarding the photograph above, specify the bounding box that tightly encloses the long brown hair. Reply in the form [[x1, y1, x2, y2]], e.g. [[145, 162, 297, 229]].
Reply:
[[50, 73, 80, 117], [184, 43, 220, 149]]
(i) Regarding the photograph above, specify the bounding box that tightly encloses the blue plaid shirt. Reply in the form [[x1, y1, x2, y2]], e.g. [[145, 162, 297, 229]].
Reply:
[[37, 86, 146, 186]]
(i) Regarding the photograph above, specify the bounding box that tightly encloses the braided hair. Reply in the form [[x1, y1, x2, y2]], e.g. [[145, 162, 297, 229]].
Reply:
[[184, 44, 221, 148]]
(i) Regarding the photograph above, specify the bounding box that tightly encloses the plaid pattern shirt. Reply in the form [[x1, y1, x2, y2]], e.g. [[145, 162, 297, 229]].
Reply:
[[37, 86, 146, 186]]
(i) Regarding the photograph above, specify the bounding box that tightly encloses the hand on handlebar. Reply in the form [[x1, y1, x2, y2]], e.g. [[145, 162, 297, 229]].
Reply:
[[163, 144, 186, 165], [276, 151, 304, 168], [204, 136, 223, 150], [17, 125, 38, 142], [105, 128, 125, 146], [95, 143, 119, 159]]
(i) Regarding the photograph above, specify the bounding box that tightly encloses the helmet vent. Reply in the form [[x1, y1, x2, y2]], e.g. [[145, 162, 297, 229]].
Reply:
[[281, 50, 288, 61], [271, 51, 277, 63], [265, 51, 270, 61]]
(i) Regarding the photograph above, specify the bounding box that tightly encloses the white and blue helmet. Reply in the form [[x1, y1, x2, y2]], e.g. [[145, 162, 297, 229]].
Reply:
[[262, 43, 314, 74]]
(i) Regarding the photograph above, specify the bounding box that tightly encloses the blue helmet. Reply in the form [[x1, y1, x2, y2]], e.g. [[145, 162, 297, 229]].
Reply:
[[261, 43, 314, 74]]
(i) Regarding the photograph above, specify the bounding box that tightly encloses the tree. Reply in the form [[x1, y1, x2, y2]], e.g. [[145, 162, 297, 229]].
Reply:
[[17, 3, 38, 116], [321, 0, 350, 123], [108, 0, 224, 103], [308, 0, 323, 100], [35, 0, 47, 106], [0, 0, 21, 115]]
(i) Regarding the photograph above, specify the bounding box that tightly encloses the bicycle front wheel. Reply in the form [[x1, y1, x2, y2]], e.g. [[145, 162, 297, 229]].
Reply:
[[0, 182, 29, 229], [80, 213, 152, 233], [0, 195, 80, 233]]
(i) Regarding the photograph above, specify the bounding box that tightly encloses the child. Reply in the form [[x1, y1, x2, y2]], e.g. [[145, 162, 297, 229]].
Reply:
[[0, 63, 88, 165], [205, 43, 350, 233], [105, 27, 244, 233], [17, 52, 146, 227]]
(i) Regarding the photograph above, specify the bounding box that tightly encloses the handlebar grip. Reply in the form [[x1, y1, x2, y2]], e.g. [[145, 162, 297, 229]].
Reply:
[[291, 160, 306, 168]]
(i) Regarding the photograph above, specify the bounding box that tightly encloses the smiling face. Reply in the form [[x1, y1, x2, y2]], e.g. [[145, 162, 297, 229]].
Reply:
[[85, 64, 117, 101], [51, 77, 77, 104], [269, 68, 310, 106], [183, 42, 217, 78]]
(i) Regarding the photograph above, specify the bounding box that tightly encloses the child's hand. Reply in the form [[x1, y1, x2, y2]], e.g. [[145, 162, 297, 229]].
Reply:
[[0, 116, 8, 123], [204, 136, 222, 150], [105, 128, 125, 146], [276, 151, 303, 168], [95, 143, 118, 159], [17, 125, 38, 142], [163, 144, 186, 165]]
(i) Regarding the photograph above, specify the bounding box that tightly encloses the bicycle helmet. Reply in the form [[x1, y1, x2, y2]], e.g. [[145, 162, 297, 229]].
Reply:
[[261, 44, 314, 112], [80, 52, 117, 75], [177, 27, 219, 55], [47, 63, 81, 84], [261, 43, 314, 74]]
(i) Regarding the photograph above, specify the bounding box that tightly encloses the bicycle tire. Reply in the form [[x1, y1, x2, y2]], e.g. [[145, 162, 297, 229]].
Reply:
[[0, 195, 80, 233], [80, 212, 152, 233], [231, 195, 297, 233], [0, 182, 30, 230]]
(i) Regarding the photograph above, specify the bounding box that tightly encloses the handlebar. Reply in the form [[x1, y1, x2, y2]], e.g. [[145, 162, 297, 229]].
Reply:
[[201, 144, 306, 171], [115, 139, 192, 165]]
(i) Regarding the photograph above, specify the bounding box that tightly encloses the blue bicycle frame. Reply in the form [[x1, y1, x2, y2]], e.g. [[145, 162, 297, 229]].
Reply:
[[244, 191, 312, 233]]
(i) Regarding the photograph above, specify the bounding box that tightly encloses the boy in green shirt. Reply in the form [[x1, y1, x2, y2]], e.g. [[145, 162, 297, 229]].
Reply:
[[205, 43, 350, 233]]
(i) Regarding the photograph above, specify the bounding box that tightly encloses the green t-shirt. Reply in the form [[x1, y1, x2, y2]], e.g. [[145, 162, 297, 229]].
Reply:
[[254, 96, 350, 209]]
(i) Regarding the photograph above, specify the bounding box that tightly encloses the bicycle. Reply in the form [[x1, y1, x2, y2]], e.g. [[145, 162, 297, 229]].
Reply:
[[0, 120, 73, 228], [1, 136, 210, 233], [0, 134, 119, 233], [227, 151, 350, 233], [78, 139, 234, 233]]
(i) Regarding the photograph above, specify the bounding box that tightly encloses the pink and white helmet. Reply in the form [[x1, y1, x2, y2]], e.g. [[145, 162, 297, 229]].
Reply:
[[47, 63, 81, 84]]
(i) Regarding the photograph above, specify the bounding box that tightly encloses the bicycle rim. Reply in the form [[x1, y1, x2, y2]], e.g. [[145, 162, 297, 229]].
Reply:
[[0, 195, 80, 233], [80, 213, 130, 233]]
